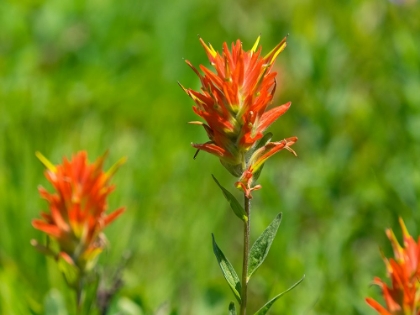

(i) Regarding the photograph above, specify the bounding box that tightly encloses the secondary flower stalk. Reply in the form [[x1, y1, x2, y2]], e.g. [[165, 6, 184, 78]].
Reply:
[[31, 151, 125, 309], [366, 218, 420, 315]]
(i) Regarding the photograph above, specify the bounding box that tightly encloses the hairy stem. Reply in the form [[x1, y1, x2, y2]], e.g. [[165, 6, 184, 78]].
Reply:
[[240, 194, 251, 315]]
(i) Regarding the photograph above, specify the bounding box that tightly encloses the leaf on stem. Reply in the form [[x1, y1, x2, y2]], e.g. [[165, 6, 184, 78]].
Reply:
[[247, 213, 282, 281], [212, 175, 248, 222], [57, 252, 80, 289], [212, 234, 242, 304], [228, 302, 237, 315], [253, 275, 305, 315]]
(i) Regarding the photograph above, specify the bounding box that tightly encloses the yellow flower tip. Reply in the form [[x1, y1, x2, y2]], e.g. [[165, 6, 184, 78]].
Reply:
[[398, 217, 410, 238], [178, 82, 192, 97], [265, 36, 288, 65], [386, 228, 404, 259], [188, 121, 204, 125], [385, 228, 396, 244], [251, 35, 261, 53], [199, 38, 217, 58], [35, 151, 57, 172]]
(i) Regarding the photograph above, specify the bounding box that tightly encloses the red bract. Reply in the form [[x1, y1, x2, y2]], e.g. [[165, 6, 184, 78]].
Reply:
[[32, 151, 125, 271], [236, 137, 297, 198], [366, 218, 420, 315], [180, 36, 297, 180]]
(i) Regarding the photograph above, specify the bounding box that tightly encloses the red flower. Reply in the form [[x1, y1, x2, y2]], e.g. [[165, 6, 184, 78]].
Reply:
[[366, 218, 420, 315], [32, 151, 125, 271], [180, 36, 297, 181]]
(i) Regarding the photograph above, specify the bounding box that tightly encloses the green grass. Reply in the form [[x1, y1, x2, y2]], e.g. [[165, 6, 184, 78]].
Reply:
[[1, 0, 420, 314]]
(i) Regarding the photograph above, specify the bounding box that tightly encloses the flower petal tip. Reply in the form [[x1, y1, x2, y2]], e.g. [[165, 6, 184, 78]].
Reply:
[[35, 151, 56, 172]]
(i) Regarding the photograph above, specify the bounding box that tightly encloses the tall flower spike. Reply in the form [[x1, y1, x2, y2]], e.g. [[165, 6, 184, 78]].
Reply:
[[180, 36, 297, 183], [32, 151, 126, 273], [366, 218, 420, 315]]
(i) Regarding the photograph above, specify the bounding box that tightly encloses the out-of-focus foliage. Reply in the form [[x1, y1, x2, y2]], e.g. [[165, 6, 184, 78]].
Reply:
[[0, 0, 419, 314]]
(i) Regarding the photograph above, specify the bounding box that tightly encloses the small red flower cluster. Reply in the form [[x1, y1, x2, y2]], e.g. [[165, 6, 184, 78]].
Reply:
[[181, 36, 297, 197], [32, 151, 125, 272], [366, 218, 420, 315]]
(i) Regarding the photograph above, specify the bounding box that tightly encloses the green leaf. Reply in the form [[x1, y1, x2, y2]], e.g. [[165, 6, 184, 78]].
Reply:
[[228, 302, 237, 315], [247, 213, 282, 281], [212, 234, 242, 304], [220, 159, 243, 177], [212, 175, 248, 222], [253, 275, 305, 315], [44, 289, 68, 315], [57, 254, 80, 289], [252, 163, 265, 182], [255, 132, 273, 151]]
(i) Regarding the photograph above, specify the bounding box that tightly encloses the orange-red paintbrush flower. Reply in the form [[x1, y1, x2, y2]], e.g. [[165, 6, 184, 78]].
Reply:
[[366, 218, 420, 315], [32, 151, 125, 272], [180, 36, 297, 176]]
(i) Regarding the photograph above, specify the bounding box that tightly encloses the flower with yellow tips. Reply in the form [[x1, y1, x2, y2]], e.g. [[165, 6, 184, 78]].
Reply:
[[32, 151, 125, 273], [180, 36, 297, 196], [366, 218, 420, 315]]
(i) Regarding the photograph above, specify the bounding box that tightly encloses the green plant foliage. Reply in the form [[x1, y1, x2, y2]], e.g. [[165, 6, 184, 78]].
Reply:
[[247, 213, 282, 282], [57, 255, 79, 290], [1, 0, 419, 313], [212, 234, 242, 304], [253, 275, 305, 315], [228, 302, 237, 315], [44, 289, 68, 315], [212, 175, 248, 222]]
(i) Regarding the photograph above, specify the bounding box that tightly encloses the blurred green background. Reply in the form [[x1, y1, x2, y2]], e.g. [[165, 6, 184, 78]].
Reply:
[[1, 0, 420, 314]]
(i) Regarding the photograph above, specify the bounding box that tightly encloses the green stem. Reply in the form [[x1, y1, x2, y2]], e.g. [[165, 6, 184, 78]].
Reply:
[[76, 277, 83, 314], [240, 194, 251, 315]]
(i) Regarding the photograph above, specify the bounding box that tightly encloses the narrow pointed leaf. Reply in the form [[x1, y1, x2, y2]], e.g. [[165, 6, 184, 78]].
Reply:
[[228, 302, 237, 315], [255, 132, 273, 151], [212, 175, 248, 222], [57, 253, 80, 289], [252, 163, 265, 182], [247, 213, 282, 281], [212, 234, 242, 304], [254, 275, 305, 315]]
